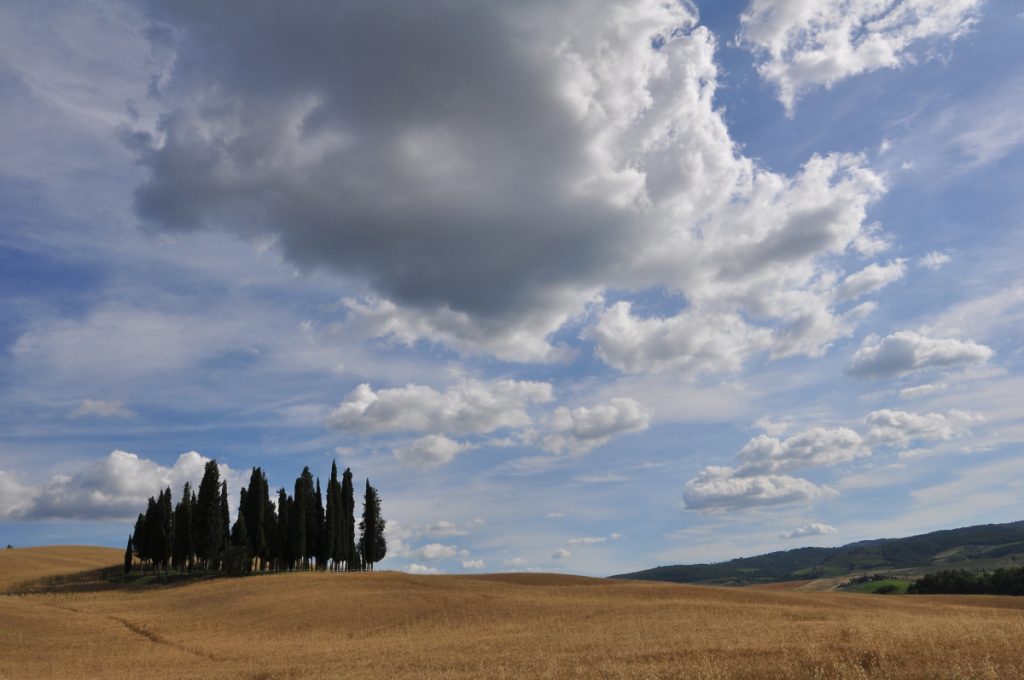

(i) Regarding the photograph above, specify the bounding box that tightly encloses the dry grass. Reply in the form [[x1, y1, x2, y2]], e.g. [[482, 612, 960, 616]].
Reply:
[[3, 548, 1024, 679]]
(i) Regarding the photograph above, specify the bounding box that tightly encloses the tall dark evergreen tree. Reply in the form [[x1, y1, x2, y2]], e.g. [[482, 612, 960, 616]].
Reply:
[[220, 481, 230, 554], [359, 480, 386, 571], [263, 486, 279, 571], [314, 477, 327, 570], [124, 536, 134, 575], [132, 512, 148, 570], [194, 460, 223, 569], [142, 496, 160, 571], [242, 467, 268, 568], [157, 487, 173, 573], [341, 467, 356, 571], [325, 462, 342, 571], [231, 510, 249, 548], [277, 488, 292, 570], [290, 472, 309, 569], [172, 482, 194, 573]]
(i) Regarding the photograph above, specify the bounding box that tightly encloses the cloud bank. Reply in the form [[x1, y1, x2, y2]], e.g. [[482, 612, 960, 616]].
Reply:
[[0, 450, 240, 521]]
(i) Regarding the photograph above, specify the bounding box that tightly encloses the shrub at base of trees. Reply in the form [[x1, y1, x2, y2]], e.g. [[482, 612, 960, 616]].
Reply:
[[908, 567, 1024, 595], [126, 460, 385, 577]]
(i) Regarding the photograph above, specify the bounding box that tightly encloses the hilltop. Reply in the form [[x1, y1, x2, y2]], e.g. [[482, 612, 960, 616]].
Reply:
[[611, 520, 1024, 586]]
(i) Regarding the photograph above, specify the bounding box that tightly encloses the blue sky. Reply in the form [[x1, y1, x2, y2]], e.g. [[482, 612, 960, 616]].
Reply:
[[1, 0, 1022, 576]]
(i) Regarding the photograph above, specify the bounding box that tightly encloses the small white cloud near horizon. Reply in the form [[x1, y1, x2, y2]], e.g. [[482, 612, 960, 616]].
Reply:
[[405, 563, 441, 575], [551, 548, 571, 559], [781, 522, 838, 539], [461, 559, 485, 569], [71, 399, 134, 419]]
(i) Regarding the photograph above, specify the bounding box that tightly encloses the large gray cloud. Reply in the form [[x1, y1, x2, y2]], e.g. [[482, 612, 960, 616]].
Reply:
[[129, 0, 888, 364]]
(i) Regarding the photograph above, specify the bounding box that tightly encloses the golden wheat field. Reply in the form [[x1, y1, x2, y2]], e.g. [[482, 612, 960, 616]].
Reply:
[[3, 547, 1024, 679]]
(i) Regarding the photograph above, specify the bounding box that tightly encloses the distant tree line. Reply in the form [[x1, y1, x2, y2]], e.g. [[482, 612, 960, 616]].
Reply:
[[908, 567, 1024, 595], [125, 461, 386, 576]]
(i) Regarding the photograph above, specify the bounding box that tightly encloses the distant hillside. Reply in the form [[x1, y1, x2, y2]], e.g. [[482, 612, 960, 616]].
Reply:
[[612, 520, 1024, 586]]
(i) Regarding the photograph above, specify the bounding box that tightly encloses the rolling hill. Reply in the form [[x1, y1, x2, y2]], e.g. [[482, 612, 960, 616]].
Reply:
[[5, 545, 1024, 677], [611, 520, 1024, 586]]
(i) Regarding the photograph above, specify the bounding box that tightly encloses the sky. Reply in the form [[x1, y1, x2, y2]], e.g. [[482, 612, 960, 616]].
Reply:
[[1, 0, 1022, 577]]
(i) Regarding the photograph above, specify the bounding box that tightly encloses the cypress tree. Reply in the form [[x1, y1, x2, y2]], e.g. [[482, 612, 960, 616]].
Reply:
[[341, 467, 356, 571], [194, 460, 223, 569], [158, 487, 173, 573], [124, 535, 133, 575], [143, 496, 159, 572], [325, 462, 341, 571], [132, 512, 147, 570], [314, 477, 327, 570], [277, 488, 292, 570], [231, 511, 249, 548], [263, 484, 278, 571], [242, 468, 267, 567], [359, 480, 386, 570], [290, 473, 308, 569], [172, 482, 194, 573], [220, 481, 230, 555]]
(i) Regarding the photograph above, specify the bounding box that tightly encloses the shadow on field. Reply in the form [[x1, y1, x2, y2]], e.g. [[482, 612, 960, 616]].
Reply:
[[9, 567, 216, 595]]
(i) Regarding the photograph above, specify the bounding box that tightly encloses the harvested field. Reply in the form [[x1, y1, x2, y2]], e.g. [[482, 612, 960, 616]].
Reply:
[[3, 547, 1024, 679]]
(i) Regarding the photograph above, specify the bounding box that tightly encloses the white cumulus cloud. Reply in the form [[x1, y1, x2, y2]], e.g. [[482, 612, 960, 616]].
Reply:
[[410, 543, 459, 561], [0, 450, 241, 521], [919, 251, 952, 270], [847, 330, 993, 377], [393, 435, 473, 469], [864, 409, 983, 448], [328, 379, 553, 435], [683, 465, 838, 512], [835, 260, 906, 301], [551, 548, 571, 559], [739, 0, 983, 112], [737, 427, 868, 475], [541, 397, 651, 456]]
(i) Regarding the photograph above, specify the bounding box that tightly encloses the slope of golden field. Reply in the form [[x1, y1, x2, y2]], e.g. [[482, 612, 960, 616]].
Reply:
[[0, 545, 121, 593], [3, 548, 1024, 679]]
